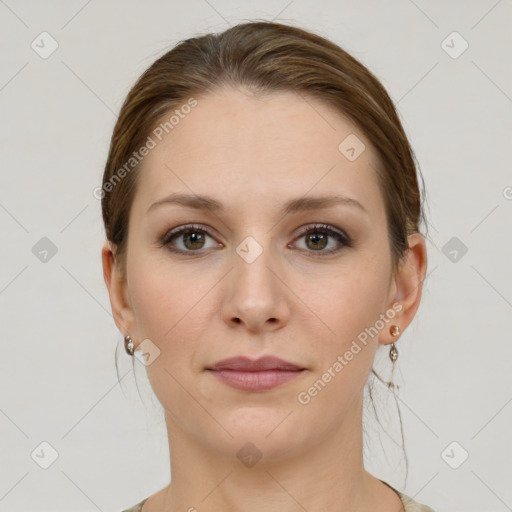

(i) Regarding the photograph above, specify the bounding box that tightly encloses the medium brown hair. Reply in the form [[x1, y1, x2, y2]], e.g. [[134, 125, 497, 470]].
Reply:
[[102, 20, 427, 276]]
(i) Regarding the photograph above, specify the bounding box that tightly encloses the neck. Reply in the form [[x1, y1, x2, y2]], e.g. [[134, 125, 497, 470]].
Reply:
[[152, 396, 398, 512]]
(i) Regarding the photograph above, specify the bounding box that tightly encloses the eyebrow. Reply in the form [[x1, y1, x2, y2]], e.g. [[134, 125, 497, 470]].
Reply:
[[147, 193, 367, 215]]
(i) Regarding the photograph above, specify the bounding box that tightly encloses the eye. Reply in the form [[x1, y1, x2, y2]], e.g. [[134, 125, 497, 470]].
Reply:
[[160, 223, 350, 256], [160, 224, 221, 253], [291, 223, 350, 256]]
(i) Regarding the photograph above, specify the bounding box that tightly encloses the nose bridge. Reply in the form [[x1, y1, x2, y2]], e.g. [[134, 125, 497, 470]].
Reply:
[[232, 232, 279, 296], [222, 230, 289, 330]]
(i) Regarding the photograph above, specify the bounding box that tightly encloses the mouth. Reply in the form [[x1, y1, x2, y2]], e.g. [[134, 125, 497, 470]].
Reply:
[[206, 356, 306, 392]]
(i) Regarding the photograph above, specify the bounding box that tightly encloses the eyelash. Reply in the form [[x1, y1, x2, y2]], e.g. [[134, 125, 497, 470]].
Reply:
[[159, 223, 351, 257]]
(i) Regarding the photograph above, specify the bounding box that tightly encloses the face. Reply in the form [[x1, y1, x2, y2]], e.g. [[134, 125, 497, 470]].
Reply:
[[109, 86, 404, 462]]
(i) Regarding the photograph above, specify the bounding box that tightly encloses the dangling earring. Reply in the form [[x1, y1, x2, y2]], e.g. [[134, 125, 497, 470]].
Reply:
[[371, 324, 401, 390], [377, 325, 407, 486], [389, 324, 400, 363], [387, 325, 400, 388], [124, 335, 134, 356]]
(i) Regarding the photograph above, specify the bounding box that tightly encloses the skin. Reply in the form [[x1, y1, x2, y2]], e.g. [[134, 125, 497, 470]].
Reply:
[[102, 86, 427, 512]]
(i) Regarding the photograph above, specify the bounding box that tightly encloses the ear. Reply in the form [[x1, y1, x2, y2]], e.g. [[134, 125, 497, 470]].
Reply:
[[101, 241, 138, 341], [380, 233, 428, 345]]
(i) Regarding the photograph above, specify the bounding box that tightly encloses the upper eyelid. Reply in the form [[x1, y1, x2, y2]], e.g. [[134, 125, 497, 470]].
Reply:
[[294, 223, 347, 238]]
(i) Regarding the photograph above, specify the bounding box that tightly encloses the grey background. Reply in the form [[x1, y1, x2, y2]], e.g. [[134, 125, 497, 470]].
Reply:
[[1, 1, 511, 511]]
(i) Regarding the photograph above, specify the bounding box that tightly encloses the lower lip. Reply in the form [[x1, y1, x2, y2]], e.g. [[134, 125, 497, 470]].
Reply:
[[207, 369, 304, 391]]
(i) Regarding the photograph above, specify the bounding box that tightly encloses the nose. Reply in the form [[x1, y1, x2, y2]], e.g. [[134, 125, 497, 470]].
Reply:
[[220, 238, 291, 334]]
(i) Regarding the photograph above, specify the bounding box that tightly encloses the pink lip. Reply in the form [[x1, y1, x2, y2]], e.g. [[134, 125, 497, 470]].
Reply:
[[206, 356, 306, 392]]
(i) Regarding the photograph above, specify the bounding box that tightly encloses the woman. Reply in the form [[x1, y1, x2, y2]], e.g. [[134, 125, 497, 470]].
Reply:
[[101, 20, 434, 512]]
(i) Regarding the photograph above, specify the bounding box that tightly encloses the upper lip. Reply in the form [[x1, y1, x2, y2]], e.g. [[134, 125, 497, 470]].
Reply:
[[207, 356, 305, 372]]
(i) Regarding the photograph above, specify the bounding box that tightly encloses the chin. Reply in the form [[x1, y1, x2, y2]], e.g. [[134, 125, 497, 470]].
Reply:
[[203, 407, 310, 463]]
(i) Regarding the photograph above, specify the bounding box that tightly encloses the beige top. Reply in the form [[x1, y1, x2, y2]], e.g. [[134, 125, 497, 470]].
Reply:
[[120, 480, 435, 511]]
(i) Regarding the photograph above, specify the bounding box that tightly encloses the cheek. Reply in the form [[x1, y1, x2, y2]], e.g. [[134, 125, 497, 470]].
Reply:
[[312, 256, 391, 342], [296, 287, 386, 426], [303, 254, 391, 392], [127, 261, 210, 420], [127, 254, 216, 376], [128, 249, 206, 336]]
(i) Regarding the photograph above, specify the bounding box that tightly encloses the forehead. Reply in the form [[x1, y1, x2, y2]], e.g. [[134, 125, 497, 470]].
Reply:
[[133, 86, 384, 217]]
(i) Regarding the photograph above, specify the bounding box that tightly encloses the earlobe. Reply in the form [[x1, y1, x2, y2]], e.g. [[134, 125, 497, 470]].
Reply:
[[101, 241, 137, 339], [382, 233, 428, 345]]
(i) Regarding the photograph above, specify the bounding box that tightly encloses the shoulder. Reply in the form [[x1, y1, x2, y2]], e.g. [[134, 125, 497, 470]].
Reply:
[[380, 479, 435, 512], [118, 497, 149, 512], [117, 492, 437, 512], [397, 490, 436, 512]]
